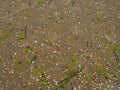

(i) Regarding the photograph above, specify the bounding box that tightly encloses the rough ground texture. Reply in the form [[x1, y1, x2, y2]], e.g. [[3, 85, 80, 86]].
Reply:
[[0, 0, 120, 90]]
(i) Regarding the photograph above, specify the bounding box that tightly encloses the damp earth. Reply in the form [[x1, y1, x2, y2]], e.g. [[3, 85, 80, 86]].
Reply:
[[0, 0, 120, 90]]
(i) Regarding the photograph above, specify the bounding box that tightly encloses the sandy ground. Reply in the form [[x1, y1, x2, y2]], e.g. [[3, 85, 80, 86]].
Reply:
[[0, 0, 120, 90]]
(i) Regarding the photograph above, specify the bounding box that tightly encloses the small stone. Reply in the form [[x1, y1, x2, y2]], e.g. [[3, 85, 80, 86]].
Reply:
[[53, 50, 57, 54], [31, 61, 35, 64], [14, 52, 17, 55], [34, 40, 38, 43], [56, 63, 58, 66], [41, 43, 44, 47], [73, 87, 77, 90], [36, 78, 39, 81], [78, 64, 81, 67]]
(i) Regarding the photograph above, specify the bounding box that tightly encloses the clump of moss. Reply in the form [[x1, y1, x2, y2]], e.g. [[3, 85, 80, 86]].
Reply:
[[36, 0, 42, 5], [25, 11, 31, 17], [96, 11, 105, 23], [0, 29, 13, 40], [107, 43, 120, 51], [17, 26, 27, 40]]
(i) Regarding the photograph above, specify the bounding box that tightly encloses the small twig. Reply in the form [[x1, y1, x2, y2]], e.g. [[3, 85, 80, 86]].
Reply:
[[55, 70, 81, 90], [24, 25, 27, 38]]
